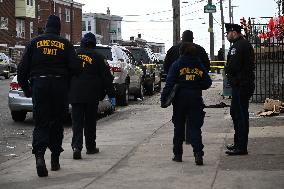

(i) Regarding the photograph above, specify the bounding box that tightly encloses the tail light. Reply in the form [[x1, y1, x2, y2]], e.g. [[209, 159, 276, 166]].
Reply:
[[10, 82, 20, 90], [111, 66, 122, 72]]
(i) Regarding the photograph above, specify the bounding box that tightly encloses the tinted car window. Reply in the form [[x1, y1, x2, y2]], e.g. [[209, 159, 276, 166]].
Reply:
[[128, 48, 150, 64], [94, 47, 113, 61]]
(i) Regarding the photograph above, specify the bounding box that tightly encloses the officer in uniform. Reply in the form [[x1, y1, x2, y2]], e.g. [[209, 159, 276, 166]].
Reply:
[[161, 42, 212, 165], [69, 32, 116, 160], [224, 23, 255, 155], [164, 30, 210, 145], [17, 15, 81, 177]]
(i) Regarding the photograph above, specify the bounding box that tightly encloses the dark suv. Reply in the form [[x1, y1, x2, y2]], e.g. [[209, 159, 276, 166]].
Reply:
[[125, 46, 161, 95]]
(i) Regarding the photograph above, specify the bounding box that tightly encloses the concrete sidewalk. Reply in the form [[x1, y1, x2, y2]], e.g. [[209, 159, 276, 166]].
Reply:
[[0, 81, 283, 189]]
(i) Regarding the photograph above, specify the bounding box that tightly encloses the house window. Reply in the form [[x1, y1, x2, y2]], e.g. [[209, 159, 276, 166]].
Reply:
[[65, 33, 70, 40], [30, 22, 33, 39], [65, 8, 70, 22], [82, 21, 86, 31], [58, 7, 62, 20], [0, 17, 8, 30], [87, 21, 91, 31], [27, 0, 33, 6], [16, 19, 25, 38]]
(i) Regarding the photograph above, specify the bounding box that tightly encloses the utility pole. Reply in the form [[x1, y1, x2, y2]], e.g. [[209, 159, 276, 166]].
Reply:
[[229, 0, 232, 23], [220, 0, 225, 60], [172, 0, 180, 45], [208, 0, 214, 60]]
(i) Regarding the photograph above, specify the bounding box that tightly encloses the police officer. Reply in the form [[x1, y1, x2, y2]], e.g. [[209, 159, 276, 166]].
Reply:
[[17, 15, 81, 177], [164, 30, 210, 145], [161, 42, 212, 165], [69, 32, 116, 160], [224, 23, 255, 155]]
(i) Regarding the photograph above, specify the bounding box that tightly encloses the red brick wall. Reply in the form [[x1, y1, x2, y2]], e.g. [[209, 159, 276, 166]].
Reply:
[[0, 0, 16, 46], [38, 0, 82, 44]]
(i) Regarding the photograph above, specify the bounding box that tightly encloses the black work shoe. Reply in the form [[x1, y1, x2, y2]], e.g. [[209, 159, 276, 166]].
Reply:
[[73, 149, 82, 160], [225, 149, 248, 156], [86, 147, 99, 154], [226, 144, 236, 151], [51, 153, 60, 171], [35, 154, 48, 177], [172, 154, 182, 162], [194, 152, 204, 165]]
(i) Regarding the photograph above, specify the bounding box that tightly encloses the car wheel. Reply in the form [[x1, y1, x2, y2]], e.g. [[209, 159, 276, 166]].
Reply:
[[11, 111, 27, 122], [117, 84, 129, 106]]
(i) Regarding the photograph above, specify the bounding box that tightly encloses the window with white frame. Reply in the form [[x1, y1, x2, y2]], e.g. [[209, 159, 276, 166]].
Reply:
[[65, 8, 70, 22], [65, 33, 70, 40], [30, 22, 33, 39], [82, 21, 86, 31], [0, 17, 8, 30], [16, 19, 25, 38], [58, 7, 62, 20], [87, 21, 91, 31], [27, 0, 33, 6]]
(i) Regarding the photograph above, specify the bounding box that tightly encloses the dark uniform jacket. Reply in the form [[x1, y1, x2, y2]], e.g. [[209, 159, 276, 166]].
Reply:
[[17, 30, 81, 95], [225, 36, 255, 87], [161, 55, 212, 104], [164, 43, 210, 74], [68, 47, 115, 103]]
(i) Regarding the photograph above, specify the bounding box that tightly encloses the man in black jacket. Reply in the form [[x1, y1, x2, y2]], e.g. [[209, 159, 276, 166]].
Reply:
[[224, 23, 255, 155], [17, 15, 81, 177], [164, 30, 210, 144], [164, 30, 210, 74], [69, 32, 115, 160]]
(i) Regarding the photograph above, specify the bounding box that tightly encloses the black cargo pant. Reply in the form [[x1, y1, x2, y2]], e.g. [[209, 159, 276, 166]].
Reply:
[[230, 84, 254, 151], [71, 102, 98, 151], [31, 76, 68, 155], [172, 90, 205, 156]]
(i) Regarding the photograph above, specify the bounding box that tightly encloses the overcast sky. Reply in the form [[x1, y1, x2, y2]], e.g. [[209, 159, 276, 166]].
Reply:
[[76, 0, 278, 53]]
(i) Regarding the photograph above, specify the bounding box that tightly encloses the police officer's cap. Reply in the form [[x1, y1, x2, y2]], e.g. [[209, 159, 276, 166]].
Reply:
[[225, 23, 242, 33]]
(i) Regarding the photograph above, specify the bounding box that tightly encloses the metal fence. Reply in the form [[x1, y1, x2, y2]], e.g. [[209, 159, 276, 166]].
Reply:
[[249, 23, 284, 102]]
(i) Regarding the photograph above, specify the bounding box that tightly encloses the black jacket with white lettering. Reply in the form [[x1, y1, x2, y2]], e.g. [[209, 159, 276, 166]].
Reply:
[[68, 47, 115, 103], [161, 55, 212, 104], [17, 30, 81, 93], [225, 36, 255, 87]]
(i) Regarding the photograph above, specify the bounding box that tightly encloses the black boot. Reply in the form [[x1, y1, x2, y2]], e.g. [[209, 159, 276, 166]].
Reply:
[[86, 147, 99, 154], [73, 148, 82, 160], [194, 152, 204, 166], [51, 153, 60, 171], [35, 153, 48, 177], [172, 154, 182, 162]]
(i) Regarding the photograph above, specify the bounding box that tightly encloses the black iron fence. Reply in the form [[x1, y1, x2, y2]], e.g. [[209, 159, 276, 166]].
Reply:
[[249, 24, 284, 102]]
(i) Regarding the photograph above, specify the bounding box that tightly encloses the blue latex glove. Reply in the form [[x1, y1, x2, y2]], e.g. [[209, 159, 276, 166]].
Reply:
[[109, 97, 116, 107]]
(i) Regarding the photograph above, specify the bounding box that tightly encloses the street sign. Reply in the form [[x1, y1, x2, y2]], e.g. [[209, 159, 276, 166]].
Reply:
[[204, 3, 216, 13]]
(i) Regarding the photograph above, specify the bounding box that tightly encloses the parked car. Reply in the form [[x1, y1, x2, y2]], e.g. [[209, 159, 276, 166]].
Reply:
[[154, 53, 166, 81], [8, 75, 113, 122], [0, 53, 17, 79], [94, 45, 144, 106], [124, 46, 161, 95]]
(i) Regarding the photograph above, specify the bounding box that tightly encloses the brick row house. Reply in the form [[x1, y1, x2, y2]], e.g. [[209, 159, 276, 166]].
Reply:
[[0, 0, 82, 63]]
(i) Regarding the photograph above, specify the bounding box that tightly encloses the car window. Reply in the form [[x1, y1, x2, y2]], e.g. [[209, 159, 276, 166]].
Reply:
[[94, 47, 113, 61], [128, 48, 150, 64], [114, 47, 125, 61]]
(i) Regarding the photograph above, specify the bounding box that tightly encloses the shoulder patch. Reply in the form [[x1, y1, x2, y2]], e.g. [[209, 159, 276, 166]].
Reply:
[[230, 48, 236, 55]]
